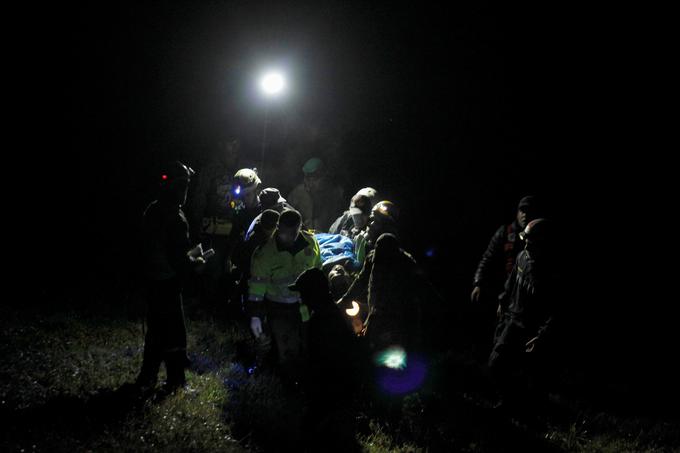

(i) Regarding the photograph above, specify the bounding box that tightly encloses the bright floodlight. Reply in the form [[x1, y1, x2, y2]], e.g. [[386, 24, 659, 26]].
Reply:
[[260, 72, 286, 96]]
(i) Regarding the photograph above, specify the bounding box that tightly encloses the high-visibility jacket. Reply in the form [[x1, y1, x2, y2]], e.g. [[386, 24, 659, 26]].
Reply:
[[248, 231, 322, 316]]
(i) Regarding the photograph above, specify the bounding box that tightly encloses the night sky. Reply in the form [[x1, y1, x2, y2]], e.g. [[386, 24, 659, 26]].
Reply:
[[33, 2, 672, 405], [67, 2, 583, 260]]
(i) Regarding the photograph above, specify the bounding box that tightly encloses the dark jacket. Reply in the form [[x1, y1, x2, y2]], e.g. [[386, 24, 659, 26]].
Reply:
[[499, 250, 561, 342], [473, 221, 523, 290], [141, 200, 192, 282], [341, 247, 423, 350], [328, 211, 353, 236]]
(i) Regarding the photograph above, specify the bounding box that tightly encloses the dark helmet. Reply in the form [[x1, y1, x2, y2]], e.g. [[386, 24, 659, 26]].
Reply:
[[519, 218, 551, 243], [374, 233, 400, 260], [159, 161, 194, 187], [371, 200, 399, 223], [259, 187, 286, 210]]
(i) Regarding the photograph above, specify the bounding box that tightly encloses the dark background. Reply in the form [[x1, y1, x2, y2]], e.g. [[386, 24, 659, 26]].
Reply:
[[22, 2, 672, 413]]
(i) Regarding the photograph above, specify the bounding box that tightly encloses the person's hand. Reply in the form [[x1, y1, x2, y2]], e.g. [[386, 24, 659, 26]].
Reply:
[[496, 303, 504, 320], [250, 317, 263, 338], [525, 336, 539, 353], [471, 286, 482, 303]]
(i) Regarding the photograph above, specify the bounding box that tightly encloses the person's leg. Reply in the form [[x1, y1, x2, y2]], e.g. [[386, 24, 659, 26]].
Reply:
[[164, 349, 187, 389], [136, 341, 162, 388], [268, 305, 304, 383], [488, 319, 526, 410], [136, 284, 163, 388]]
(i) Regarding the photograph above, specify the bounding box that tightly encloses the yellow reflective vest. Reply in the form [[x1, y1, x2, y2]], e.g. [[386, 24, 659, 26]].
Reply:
[[248, 231, 322, 306]]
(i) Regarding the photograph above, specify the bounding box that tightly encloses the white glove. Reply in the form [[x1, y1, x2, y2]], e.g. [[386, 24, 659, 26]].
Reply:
[[250, 317, 263, 338]]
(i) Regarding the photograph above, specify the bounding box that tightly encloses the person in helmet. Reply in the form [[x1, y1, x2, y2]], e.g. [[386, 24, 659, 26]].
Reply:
[[488, 218, 562, 414], [186, 141, 243, 314], [136, 161, 207, 393], [287, 157, 345, 232], [353, 200, 400, 266], [232, 168, 262, 211], [197, 167, 262, 317], [328, 187, 379, 238]]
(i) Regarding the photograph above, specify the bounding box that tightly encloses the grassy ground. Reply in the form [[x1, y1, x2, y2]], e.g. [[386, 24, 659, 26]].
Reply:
[[1, 303, 677, 452]]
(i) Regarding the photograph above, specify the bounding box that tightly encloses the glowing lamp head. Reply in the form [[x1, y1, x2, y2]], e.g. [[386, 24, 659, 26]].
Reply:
[[260, 72, 286, 96], [345, 301, 360, 317]]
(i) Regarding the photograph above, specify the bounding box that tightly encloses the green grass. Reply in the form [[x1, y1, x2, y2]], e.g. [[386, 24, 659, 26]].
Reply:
[[1, 306, 677, 452]]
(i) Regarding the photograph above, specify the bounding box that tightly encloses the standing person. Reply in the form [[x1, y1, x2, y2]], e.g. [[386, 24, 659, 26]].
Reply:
[[135, 161, 208, 393], [247, 209, 322, 382], [187, 140, 240, 312], [287, 157, 344, 232], [470, 196, 544, 354], [488, 218, 562, 414]]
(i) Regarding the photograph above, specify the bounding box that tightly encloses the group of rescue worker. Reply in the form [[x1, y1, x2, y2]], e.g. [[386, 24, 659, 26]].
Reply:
[[135, 153, 561, 421]]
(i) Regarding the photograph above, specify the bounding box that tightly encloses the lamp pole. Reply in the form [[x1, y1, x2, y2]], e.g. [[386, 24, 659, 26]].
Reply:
[[258, 71, 286, 179]]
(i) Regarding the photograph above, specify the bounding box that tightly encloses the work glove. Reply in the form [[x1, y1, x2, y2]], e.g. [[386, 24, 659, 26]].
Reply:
[[470, 286, 482, 303], [250, 317, 263, 338]]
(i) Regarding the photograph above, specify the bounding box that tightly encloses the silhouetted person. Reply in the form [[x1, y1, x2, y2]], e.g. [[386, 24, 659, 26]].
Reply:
[[339, 233, 423, 354], [136, 161, 207, 393], [289, 268, 360, 452], [287, 157, 344, 232], [488, 218, 562, 415], [471, 195, 543, 303], [470, 196, 544, 355]]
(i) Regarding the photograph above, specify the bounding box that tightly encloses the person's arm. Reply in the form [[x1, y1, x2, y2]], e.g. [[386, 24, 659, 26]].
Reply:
[[328, 213, 345, 235], [247, 246, 270, 319], [473, 225, 506, 288], [338, 253, 372, 309], [527, 270, 563, 351], [497, 259, 518, 317]]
